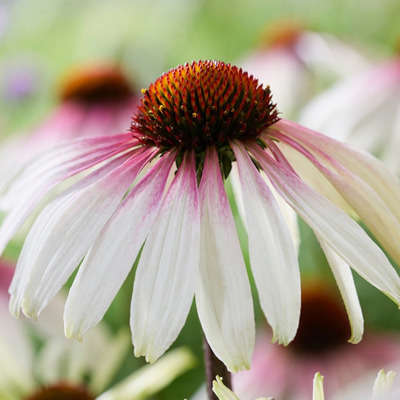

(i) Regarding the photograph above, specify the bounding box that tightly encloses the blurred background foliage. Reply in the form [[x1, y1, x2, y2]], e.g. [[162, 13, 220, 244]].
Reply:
[[1, 0, 400, 399]]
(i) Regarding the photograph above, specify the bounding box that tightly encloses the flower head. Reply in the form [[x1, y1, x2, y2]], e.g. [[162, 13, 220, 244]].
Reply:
[[60, 64, 133, 104], [133, 61, 278, 153], [2, 60, 400, 373]]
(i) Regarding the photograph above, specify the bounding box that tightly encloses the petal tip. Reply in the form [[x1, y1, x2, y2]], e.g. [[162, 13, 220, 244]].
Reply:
[[21, 298, 39, 320], [64, 324, 83, 341]]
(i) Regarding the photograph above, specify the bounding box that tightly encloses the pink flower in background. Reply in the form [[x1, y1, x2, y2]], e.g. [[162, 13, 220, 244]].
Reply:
[[2, 60, 400, 373], [300, 56, 400, 174], [0, 63, 139, 198], [233, 283, 400, 400], [238, 20, 369, 118], [38, 63, 139, 141]]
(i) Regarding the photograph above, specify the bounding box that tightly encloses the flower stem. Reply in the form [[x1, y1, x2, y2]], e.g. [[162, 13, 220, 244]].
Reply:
[[203, 334, 232, 400]]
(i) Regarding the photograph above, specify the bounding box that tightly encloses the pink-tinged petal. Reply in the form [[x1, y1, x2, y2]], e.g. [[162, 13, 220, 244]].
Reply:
[[232, 141, 300, 345], [8, 148, 136, 317], [64, 151, 176, 341], [196, 146, 255, 373], [0, 134, 138, 256], [248, 143, 400, 307], [272, 119, 400, 265], [318, 238, 364, 344], [131, 152, 200, 363], [10, 148, 155, 320]]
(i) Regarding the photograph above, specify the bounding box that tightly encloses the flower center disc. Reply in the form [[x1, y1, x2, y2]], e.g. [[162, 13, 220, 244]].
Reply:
[[290, 286, 351, 354], [132, 60, 279, 152], [24, 383, 95, 400], [60, 65, 133, 103]]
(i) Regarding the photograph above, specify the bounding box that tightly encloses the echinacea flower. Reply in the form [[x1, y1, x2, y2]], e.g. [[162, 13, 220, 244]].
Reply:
[[238, 20, 369, 118], [232, 282, 400, 400], [0, 63, 139, 199], [3, 60, 400, 373], [299, 55, 400, 174], [214, 370, 399, 400], [0, 260, 195, 400]]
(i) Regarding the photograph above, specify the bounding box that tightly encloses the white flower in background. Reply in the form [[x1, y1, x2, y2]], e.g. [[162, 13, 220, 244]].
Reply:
[[2, 60, 400, 374], [299, 56, 400, 174], [0, 261, 195, 400], [238, 20, 369, 118]]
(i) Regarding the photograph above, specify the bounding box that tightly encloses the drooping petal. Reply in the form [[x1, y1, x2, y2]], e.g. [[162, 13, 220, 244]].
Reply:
[[229, 163, 300, 250], [10, 148, 154, 319], [131, 151, 200, 363], [196, 146, 255, 373], [64, 152, 176, 340], [232, 141, 300, 345], [271, 119, 400, 265], [2, 134, 137, 204], [318, 238, 364, 344], [0, 134, 137, 256], [249, 142, 400, 307]]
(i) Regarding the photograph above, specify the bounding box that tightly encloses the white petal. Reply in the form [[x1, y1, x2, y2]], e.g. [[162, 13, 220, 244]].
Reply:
[[0, 134, 137, 255], [318, 239, 364, 343], [196, 147, 255, 373], [11, 149, 153, 319], [131, 152, 200, 363], [232, 142, 300, 345], [249, 143, 400, 306], [64, 152, 175, 340]]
